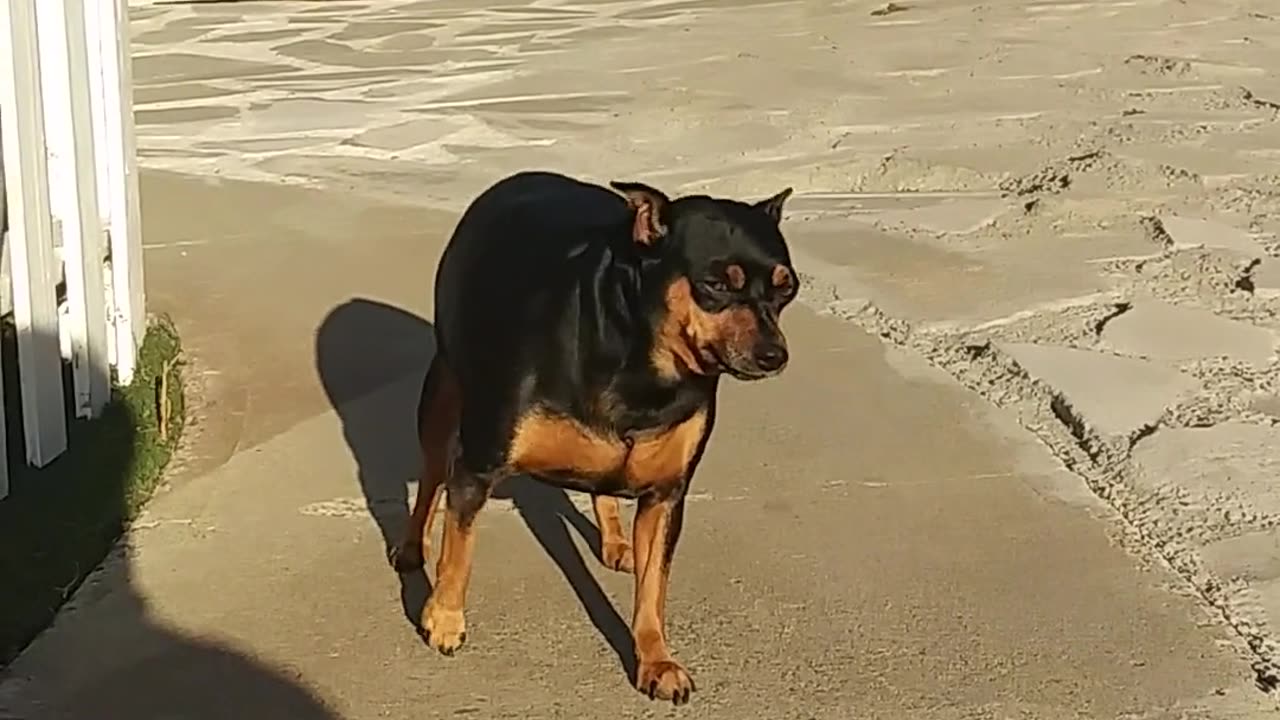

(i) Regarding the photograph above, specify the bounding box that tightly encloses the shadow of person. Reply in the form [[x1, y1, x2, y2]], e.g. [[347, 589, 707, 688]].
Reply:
[[313, 298, 635, 678], [0, 320, 339, 719], [3, 563, 344, 719]]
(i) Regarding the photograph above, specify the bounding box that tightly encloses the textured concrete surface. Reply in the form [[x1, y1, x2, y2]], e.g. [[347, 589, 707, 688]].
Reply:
[[1100, 301, 1276, 365], [6, 0, 1280, 716], [0, 177, 1268, 720], [998, 342, 1199, 438]]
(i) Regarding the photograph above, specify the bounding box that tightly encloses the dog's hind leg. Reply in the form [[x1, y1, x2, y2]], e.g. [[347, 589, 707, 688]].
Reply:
[[422, 458, 501, 655], [592, 495, 635, 573], [391, 351, 461, 572]]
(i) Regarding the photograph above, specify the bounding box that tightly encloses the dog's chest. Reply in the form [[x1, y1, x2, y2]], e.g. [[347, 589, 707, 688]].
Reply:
[[506, 408, 706, 493]]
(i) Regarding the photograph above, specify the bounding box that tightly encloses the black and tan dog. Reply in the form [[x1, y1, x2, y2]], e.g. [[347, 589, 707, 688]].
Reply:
[[392, 171, 797, 705]]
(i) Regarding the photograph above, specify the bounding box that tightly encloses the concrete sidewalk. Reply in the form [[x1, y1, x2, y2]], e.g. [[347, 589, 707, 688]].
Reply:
[[5, 0, 1280, 716], [0, 172, 1271, 719]]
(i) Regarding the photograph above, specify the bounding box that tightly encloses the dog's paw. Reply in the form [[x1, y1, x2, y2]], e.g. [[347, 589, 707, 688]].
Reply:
[[636, 658, 695, 706], [602, 540, 635, 573], [423, 601, 467, 656], [389, 540, 425, 573]]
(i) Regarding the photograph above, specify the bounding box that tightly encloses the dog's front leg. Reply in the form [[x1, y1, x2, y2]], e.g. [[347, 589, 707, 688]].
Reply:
[[631, 491, 694, 705], [593, 494, 635, 573]]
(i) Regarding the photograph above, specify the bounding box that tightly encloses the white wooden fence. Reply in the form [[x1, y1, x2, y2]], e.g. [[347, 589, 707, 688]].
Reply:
[[0, 0, 145, 499]]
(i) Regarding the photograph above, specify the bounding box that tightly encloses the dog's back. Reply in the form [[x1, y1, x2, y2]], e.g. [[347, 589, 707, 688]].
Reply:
[[432, 171, 635, 385], [434, 171, 628, 311]]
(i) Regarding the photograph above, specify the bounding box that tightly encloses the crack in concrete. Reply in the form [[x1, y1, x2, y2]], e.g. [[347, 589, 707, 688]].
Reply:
[[1139, 215, 1174, 252], [1091, 301, 1134, 338], [1241, 87, 1280, 114], [1236, 259, 1262, 294]]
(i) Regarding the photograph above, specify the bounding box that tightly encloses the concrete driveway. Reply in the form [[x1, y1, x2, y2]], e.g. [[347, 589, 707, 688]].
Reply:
[[4, 0, 1280, 717]]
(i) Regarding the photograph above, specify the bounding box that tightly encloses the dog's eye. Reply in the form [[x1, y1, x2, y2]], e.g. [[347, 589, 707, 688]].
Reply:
[[701, 279, 729, 294]]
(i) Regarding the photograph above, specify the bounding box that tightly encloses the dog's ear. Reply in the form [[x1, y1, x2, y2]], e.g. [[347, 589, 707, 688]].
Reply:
[[754, 187, 793, 224], [610, 181, 670, 246]]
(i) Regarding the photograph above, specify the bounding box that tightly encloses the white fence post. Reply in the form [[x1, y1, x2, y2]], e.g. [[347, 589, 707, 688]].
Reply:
[[0, 125, 6, 499], [38, 0, 110, 419], [87, 0, 145, 386], [0, 0, 71, 469], [0, 0, 145, 500]]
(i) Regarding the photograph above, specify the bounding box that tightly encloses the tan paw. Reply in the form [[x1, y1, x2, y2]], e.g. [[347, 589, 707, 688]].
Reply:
[[422, 600, 467, 656], [602, 539, 635, 573], [636, 658, 695, 705]]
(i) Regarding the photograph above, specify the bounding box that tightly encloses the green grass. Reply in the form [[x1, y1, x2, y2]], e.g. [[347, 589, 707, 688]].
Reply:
[[0, 317, 185, 665]]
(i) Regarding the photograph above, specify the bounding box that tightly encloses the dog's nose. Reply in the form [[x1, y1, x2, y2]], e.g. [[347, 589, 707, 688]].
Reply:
[[753, 344, 788, 372]]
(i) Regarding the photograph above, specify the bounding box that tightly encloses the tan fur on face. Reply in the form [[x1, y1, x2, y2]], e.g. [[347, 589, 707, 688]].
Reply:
[[771, 264, 795, 292], [725, 264, 746, 290], [651, 278, 759, 380]]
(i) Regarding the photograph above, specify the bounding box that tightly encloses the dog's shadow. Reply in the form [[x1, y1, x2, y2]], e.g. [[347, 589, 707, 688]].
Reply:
[[314, 298, 635, 677]]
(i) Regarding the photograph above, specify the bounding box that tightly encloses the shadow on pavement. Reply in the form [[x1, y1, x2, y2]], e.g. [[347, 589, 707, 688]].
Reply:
[[496, 476, 637, 678], [315, 298, 435, 625], [9, 584, 345, 719], [314, 298, 635, 677], [0, 314, 338, 718]]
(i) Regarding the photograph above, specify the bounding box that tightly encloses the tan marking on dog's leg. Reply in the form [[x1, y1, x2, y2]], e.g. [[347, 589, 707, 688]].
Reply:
[[593, 495, 634, 573], [423, 470, 492, 655], [632, 496, 695, 705]]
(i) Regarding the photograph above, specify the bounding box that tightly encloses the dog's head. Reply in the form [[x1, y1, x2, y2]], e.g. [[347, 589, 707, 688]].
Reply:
[[611, 180, 798, 382]]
